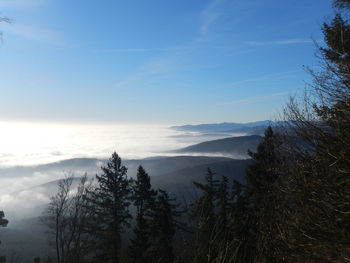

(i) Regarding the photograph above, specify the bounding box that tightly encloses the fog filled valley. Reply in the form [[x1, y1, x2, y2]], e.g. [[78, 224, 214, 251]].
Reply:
[[0, 121, 265, 261], [1, 0, 350, 262]]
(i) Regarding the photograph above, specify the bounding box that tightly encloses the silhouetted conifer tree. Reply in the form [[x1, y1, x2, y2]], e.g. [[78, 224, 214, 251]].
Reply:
[[87, 152, 132, 263], [191, 168, 219, 262], [216, 175, 229, 232], [246, 127, 280, 197], [150, 190, 183, 263], [129, 166, 157, 263], [228, 179, 256, 263], [0, 212, 8, 228], [0, 211, 8, 263], [280, 1, 350, 261], [245, 126, 284, 262]]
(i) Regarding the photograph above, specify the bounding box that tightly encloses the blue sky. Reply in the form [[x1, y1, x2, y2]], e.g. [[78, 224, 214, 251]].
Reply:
[[0, 0, 333, 124]]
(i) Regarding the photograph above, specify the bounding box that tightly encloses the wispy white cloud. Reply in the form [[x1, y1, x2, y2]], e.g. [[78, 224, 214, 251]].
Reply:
[[114, 48, 150, 52], [94, 48, 152, 53], [141, 55, 179, 75], [0, 1, 70, 47], [93, 47, 193, 54], [199, 0, 224, 36], [159, 47, 192, 52], [113, 82, 128, 90], [1, 23, 64, 45], [229, 69, 303, 85], [246, 39, 317, 46], [201, 12, 220, 36], [135, 0, 227, 76], [216, 91, 290, 106]]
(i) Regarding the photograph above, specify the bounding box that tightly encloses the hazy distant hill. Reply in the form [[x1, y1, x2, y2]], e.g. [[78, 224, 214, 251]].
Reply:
[[175, 135, 263, 158], [16, 157, 250, 205], [0, 156, 232, 195], [3, 156, 245, 213], [171, 120, 271, 135], [10, 156, 235, 193]]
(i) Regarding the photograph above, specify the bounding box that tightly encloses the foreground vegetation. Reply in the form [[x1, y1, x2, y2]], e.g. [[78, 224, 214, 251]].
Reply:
[[1, 0, 350, 262]]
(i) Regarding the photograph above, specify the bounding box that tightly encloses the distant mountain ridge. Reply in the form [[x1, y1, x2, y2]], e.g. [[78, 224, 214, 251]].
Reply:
[[171, 120, 274, 136], [170, 120, 272, 131]]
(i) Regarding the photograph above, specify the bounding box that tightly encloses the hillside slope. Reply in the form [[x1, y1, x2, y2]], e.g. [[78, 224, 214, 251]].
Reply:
[[152, 159, 251, 200], [0, 156, 251, 261], [175, 135, 262, 158]]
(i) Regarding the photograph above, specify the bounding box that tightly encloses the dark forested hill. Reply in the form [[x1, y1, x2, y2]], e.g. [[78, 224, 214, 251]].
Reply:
[[152, 159, 251, 200], [0, 218, 50, 262], [175, 135, 262, 158], [0, 156, 236, 218], [125, 156, 232, 177]]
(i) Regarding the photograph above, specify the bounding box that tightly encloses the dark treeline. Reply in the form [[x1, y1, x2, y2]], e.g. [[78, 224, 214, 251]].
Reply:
[[38, 153, 184, 263], [36, 150, 191, 263], [1, 0, 350, 262]]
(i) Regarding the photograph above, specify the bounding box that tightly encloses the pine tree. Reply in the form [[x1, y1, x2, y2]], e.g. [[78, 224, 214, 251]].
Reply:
[[129, 166, 157, 263], [212, 175, 231, 262], [150, 189, 183, 263], [87, 152, 132, 263], [246, 126, 280, 198], [281, 1, 350, 261], [0, 211, 8, 228], [229, 179, 256, 263], [333, 0, 350, 9], [0, 211, 8, 263], [216, 175, 229, 232], [191, 168, 219, 262], [245, 126, 284, 262]]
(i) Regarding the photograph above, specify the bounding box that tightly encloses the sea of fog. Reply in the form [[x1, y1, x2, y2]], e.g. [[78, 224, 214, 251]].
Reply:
[[0, 121, 243, 167], [0, 121, 244, 221]]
